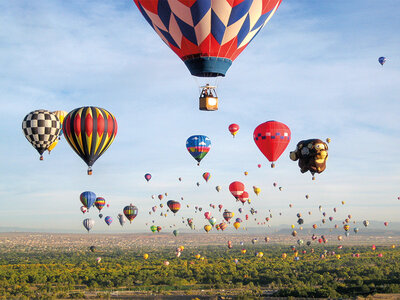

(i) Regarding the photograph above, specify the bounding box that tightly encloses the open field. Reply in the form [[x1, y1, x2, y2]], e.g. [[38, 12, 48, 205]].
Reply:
[[0, 232, 399, 299]]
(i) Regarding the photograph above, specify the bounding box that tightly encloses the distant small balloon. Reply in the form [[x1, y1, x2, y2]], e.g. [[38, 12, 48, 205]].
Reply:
[[144, 173, 152, 182]]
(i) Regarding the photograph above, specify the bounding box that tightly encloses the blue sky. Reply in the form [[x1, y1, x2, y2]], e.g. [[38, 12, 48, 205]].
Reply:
[[0, 0, 399, 233]]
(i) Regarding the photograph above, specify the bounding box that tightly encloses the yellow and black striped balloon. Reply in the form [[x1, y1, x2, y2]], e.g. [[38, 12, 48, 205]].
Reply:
[[63, 107, 117, 174]]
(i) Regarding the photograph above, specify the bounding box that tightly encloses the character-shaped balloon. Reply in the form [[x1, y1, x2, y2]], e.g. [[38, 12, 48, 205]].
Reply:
[[290, 139, 328, 180]]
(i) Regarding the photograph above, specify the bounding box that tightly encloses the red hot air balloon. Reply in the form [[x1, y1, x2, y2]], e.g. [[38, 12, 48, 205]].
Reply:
[[229, 181, 245, 199], [228, 124, 239, 138], [158, 194, 163, 201], [237, 191, 249, 205], [218, 204, 223, 212], [253, 121, 291, 168], [204, 212, 211, 220]]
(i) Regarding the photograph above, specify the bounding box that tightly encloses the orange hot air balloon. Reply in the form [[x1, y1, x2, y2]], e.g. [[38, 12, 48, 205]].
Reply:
[[241, 249, 247, 254], [253, 121, 291, 168], [282, 253, 287, 259], [228, 124, 239, 138]]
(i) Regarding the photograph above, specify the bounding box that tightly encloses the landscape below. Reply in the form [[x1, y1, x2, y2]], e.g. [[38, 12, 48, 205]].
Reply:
[[0, 232, 399, 299]]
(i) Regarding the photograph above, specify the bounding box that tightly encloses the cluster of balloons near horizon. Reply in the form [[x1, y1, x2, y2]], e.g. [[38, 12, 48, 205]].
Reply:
[[22, 107, 117, 175]]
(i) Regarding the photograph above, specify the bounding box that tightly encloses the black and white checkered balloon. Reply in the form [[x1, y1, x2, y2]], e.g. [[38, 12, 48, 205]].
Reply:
[[22, 110, 61, 159]]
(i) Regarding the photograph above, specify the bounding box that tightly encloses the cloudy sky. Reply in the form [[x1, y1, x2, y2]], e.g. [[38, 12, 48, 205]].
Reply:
[[0, 0, 399, 233]]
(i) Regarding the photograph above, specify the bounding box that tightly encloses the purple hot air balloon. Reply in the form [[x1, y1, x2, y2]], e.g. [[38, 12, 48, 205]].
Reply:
[[105, 216, 113, 226]]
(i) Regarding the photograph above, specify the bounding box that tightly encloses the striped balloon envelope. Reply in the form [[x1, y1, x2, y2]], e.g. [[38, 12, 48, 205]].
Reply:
[[63, 107, 117, 175], [123, 205, 138, 223], [167, 200, 181, 214], [95, 197, 106, 212], [133, 0, 282, 77]]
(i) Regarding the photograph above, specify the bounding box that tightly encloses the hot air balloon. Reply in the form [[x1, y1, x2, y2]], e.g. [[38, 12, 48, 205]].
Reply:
[[290, 139, 328, 180], [95, 197, 106, 212], [253, 121, 291, 168], [143, 253, 149, 260], [99, 214, 103, 219], [209, 217, 217, 226], [83, 218, 94, 232], [378, 57, 386, 65], [384, 222, 389, 227], [253, 186, 261, 196], [215, 186, 222, 193], [157, 226, 162, 232], [80, 206, 87, 214], [47, 139, 59, 154], [223, 211, 234, 222], [167, 200, 181, 214], [363, 220, 369, 227], [233, 222, 240, 230], [343, 225, 350, 231], [229, 181, 245, 199], [96, 257, 101, 264], [63, 107, 117, 175], [144, 173, 152, 182], [118, 214, 126, 226], [150, 225, 157, 233], [219, 222, 227, 231], [237, 191, 249, 205], [218, 204, 223, 212], [228, 124, 239, 137], [204, 225, 212, 233], [22, 110, 62, 160], [203, 172, 211, 182], [133, 0, 282, 110], [241, 249, 247, 254], [104, 216, 113, 226], [186, 135, 211, 165], [123, 204, 138, 223], [173, 230, 178, 237], [80, 191, 96, 211]]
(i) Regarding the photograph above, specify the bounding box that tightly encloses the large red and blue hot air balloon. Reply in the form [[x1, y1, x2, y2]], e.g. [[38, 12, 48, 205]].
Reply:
[[253, 120, 290, 168], [133, 0, 282, 78]]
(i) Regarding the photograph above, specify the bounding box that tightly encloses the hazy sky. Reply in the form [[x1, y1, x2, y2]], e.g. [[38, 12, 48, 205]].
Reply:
[[1, 0, 399, 234]]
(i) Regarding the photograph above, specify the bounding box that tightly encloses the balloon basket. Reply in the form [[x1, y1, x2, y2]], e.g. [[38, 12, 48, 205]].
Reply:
[[87, 169, 93, 175], [199, 96, 218, 111], [199, 85, 218, 111], [40, 155, 44, 161]]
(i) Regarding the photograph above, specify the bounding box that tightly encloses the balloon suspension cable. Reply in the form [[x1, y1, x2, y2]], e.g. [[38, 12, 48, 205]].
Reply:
[[40, 155, 44, 161]]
